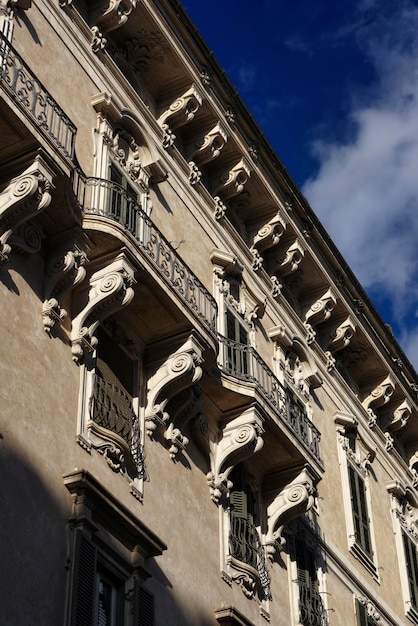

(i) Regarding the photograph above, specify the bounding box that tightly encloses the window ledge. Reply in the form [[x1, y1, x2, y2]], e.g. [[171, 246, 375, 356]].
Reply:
[[350, 542, 379, 581]]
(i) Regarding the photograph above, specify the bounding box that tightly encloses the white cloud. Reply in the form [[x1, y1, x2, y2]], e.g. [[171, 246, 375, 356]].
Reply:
[[302, 2, 418, 367]]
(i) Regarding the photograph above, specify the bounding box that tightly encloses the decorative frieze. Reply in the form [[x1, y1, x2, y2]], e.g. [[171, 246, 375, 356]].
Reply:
[[207, 408, 264, 503], [265, 467, 317, 560], [0, 154, 54, 263], [42, 238, 88, 333], [71, 252, 136, 363], [250, 211, 287, 271], [362, 374, 396, 428], [144, 334, 204, 454]]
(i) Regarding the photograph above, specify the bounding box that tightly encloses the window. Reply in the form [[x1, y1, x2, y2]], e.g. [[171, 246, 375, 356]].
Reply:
[[294, 535, 327, 626], [403, 531, 418, 612], [64, 470, 165, 626], [348, 463, 373, 559], [224, 308, 250, 377], [355, 598, 380, 626]]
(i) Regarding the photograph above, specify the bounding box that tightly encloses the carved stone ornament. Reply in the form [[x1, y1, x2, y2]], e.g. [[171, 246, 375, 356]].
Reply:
[[304, 288, 337, 329], [206, 408, 264, 504], [387, 480, 418, 541], [362, 374, 396, 428], [327, 315, 356, 353], [91, 25, 107, 53], [214, 158, 251, 202], [42, 238, 88, 333], [189, 122, 228, 167], [356, 597, 381, 622], [104, 125, 149, 189], [325, 350, 336, 372], [250, 211, 287, 271], [144, 334, 204, 452], [214, 196, 228, 220], [8, 221, 43, 255], [158, 84, 204, 132], [265, 467, 317, 560], [123, 30, 169, 74], [163, 385, 202, 459], [272, 239, 305, 278], [387, 398, 412, 433], [270, 275, 283, 298], [0, 154, 54, 264], [71, 251, 136, 363], [188, 161, 202, 186], [89, 0, 136, 37]]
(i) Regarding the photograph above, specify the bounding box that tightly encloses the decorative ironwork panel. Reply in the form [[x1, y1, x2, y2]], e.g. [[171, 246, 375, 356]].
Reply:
[[0, 33, 76, 159], [72, 173, 217, 335], [298, 583, 328, 626]]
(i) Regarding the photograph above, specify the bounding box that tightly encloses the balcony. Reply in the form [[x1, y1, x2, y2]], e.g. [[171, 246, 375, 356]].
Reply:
[[72, 171, 217, 336], [0, 32, 76, 160], [217, 334, 322, 464], [298, 582, 329, 626]]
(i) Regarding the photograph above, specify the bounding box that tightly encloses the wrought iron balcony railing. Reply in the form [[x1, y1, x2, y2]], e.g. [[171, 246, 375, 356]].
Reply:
[[72, 171, 217, 335], [0, 32, 76, 160], [298, 582, 329, 626], [217, 334, 322, 463]]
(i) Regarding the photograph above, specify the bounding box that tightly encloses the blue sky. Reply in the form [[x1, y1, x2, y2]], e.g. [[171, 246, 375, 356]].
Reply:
[[183, 0, 418, 370]]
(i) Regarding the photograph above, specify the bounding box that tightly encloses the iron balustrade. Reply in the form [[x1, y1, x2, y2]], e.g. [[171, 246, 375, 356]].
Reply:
[[72, 171, 217, 335], [0, 32, 76, 159], [298, 582, 328, 626], [218, 334, 322, 462]]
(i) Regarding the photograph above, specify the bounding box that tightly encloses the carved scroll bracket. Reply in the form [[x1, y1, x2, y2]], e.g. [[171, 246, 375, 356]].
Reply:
[[265, 466, 318, 560], [207, 408, 264, 504], [88, 0, 137, 52], [327, 315, 356, 354], [189, 122, 228, 167], [303, 288, 337, 345], [71, 251, 136, 363], [362, 374, 396, 428], [144, 333, 204, 450], [0, 154, 54, 264], [158, 84, 204, 134], [213, 158, 251, 203], [387, 398, 412, 433], [250, 210, 287, 271], [271, 238, 305, 279], [42, 236, 88, 333]]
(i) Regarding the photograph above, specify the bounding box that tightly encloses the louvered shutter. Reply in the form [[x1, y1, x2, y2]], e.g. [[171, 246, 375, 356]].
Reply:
[[70, 530, 97, 626], [403, 532, 418, 609], [356, 600, 368, 626], [134, 583, 155, 626], [348, 465, 372, 557]]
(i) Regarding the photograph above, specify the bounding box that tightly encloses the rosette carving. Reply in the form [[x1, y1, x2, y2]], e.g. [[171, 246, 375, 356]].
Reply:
[[144, 334, 204, 450], [0, 155, 54, 263], [207, 408, 264, 504], [71, 252, 136, 363], [265, 467, 317, 559]]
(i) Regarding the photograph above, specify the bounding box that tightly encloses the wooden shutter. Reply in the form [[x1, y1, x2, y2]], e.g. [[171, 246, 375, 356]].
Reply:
[[134, 583, 155, 626], [403, 531, 418, 610], [70, 531, 97, 626], [348, 464, 372, 557], [356, 600, 368, 626]]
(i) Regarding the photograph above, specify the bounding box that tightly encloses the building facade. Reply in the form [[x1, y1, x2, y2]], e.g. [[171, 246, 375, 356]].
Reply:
[[1, 1, 418, 625]]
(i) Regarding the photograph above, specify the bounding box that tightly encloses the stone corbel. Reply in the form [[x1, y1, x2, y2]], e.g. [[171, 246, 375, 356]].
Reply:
[[163, 385, 202, 459], [207, 408, 264, 504], [71, 251, 136, 363], [265, 467, 318, 560], [362, 374, 396, 428], [387, 398, 412, 433], [158, 84, 204, 134], [271, 238, 305, 278], [144, 334, 204, 443], [250, 211, 287, 271], [42, 238, 88, 333], [189, 122, 228, 167], [0, 154, 54, 264], [90, 0, 137, 35], [303, 288, 337, 345], [327, 315, 356, 353], [214, 158, 251, 202], [8, 221, 43, 255]]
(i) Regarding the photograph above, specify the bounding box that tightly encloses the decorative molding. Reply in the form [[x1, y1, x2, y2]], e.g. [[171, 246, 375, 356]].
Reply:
[[71, 251, 136, 363], [207, 408, 264, 504], [387, 480, 418, 541], [91, 25, 107, 53], [265, 467, 317, 559], [8, 221, 43, 255], [214, 196, 228, 220], [0, 154, 54, 264], [214, 158, 251, 202], [214, 605, 256, 626], [362, 374, 396, 428], [158, 84, 203, 132], [356, 596, 381, 622], [104, 125, 149, 189], [42, 238, 88, 333], [188, 161, 202, 186], [250, 211, 287, 271], [144, 334, 204, 454]]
